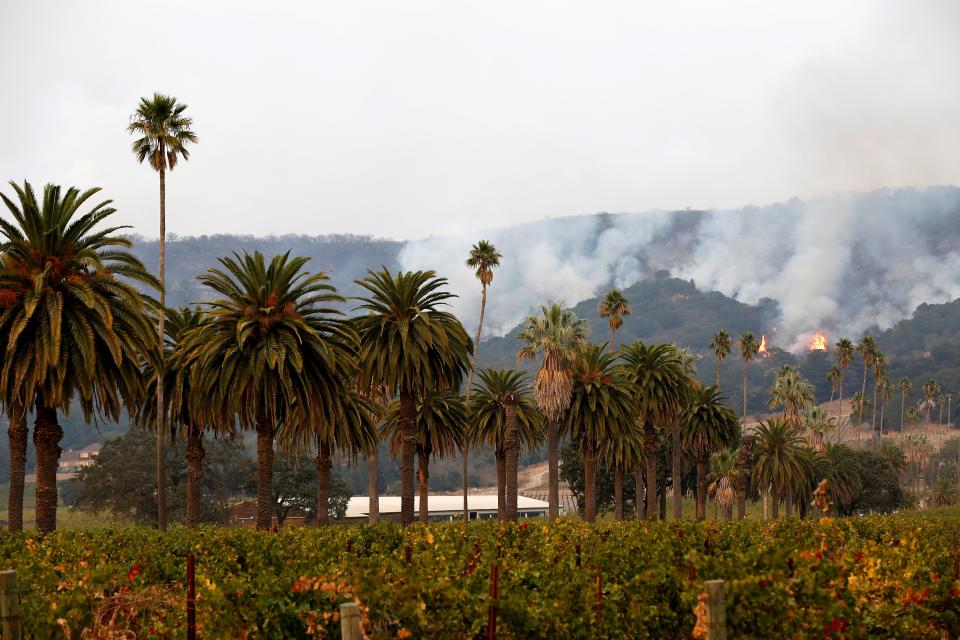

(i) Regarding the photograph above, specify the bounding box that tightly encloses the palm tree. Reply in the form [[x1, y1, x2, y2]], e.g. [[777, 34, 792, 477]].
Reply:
[[5, 395, 26, 532], [517, 303, 587, 521], [598, 289, 632, 351], [682, 386, 739, 520], [871, 352, 887, 434], [564, 345, 637, 522], [826, 366, 841, 406], [738, 333, 759, 422], [137, 307, 215, 528], [190, 252, 358, 530], [803, 406, 836, 449], [128, 93, 197, 532], [462, 240, 502, 520], [384, 390, 468, 523], [816, 443, 862, 514], [900, 378, 912, 432], [768, 367, 814, 433], [878, 376, 894, 437], [923, 378, 940, 430], [710, 330, 732, 389], [471, 369, 543, 520], [856, 336, 877, 439], [835, 338, 855, 422], [620, 342, 689, 520], [354, 269, 471, 525], [707, 449, 739, 520], [0, 182, 159, 534], [751, 418, 808, 519]]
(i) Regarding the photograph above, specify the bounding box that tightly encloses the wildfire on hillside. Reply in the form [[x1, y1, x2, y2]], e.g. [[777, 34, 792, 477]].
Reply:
[[809, 330, 828, 352], [758, 335, 771, 357]]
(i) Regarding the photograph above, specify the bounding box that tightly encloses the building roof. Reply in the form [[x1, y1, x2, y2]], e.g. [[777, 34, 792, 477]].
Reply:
[[344, 495, 549, 519]]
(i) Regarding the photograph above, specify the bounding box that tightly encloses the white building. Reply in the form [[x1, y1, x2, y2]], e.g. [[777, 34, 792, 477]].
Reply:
[[345, 495, 550, 522]]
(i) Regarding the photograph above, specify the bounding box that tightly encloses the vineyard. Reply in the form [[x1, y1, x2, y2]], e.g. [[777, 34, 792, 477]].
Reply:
[[1, 512, 959, 639]]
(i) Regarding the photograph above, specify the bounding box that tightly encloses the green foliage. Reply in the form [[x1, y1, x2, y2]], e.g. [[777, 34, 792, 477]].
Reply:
[[271, 455, 351, 525], [6, 515, 960, 638], [66, 430, 251, 525]]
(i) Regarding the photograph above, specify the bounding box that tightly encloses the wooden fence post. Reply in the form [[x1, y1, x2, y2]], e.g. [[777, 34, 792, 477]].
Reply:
[[704, 579, 727, 640], [0, 570, 21, 640], [187, 554, 196, 640], [340, 602, 361, 640], [486, 563, 499, 640]]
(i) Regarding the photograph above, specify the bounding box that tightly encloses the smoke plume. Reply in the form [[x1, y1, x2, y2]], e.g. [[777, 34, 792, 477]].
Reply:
[[399, 187, 960, 350]]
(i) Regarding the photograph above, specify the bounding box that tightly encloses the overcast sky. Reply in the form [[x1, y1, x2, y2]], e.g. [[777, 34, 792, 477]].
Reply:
[[2, 1, 958, 240]]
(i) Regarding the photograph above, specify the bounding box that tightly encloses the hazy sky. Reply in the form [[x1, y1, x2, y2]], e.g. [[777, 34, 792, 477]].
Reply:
[[2, 1, 958, 240]]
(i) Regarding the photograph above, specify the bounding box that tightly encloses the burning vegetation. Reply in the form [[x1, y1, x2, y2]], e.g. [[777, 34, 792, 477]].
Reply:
[[809, 330, 828, 352]]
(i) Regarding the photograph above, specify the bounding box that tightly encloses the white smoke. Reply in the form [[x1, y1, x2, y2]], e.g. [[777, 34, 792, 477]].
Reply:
[[399, 187, 960, 350]]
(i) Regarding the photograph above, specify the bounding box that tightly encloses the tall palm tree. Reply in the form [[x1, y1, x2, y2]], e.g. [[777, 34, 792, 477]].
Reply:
[[856, 336, 877, 438], [710, 330, 732, 389], [900, 377, 912, 432], [871, 352, 887, 434], [471, 368, 542, 521], [751, 418, 808, 519], [564, 345, 637, 522], [462, 240, 502, 520], [738, 333, 759, 422], [923, 378, 939, 430], [190, 252, 358, 530], [835, 338, 855, 422], [517, 303, 587, 521], [128, 93, 197, 531], [0, 182, 159, 534], [707, 449, 739, 520], [682, 386, 739, 520], [769, 367, 814, 439], [878, 376, 894, 437], [598, 289, 632, 351], [384, 390, 468, 523], [354, 269, 471, 525], [826, 366, 841, 406], [620, 341, 689, 520], [137, 307, 216, 528]]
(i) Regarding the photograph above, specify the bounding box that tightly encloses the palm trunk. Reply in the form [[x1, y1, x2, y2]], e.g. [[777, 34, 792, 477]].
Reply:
[[659, 480, 667, 519], [837, 371, 845, 422], [547, 417, 559, 521], [743, 360, 749, 420], [583, 438, 597, 522], [504, 399, 519, 522], [463, 282, 487, 521], [785, 492, 793, 518], [368, 445, 379, 524], [316, 438, 332, 526], [723, 498, 733, 521], [671, 419, 682, 519], [871, 374, 879, 435], [635, 468, 643, 520], [614, 466, 623, 521], [185, 424, 204, 528], [491, 449, 504, 520], [608, 326, 616, 352], [695, 459, 707, 520], [156, 164, 168, 533], [255, 419, 275, 530], [644, 418, 658, 520], [859, 362, 869, 439], [716, 359, 721, 389], [399, 390, 416, 526], [901, 391, 906, 433], [418, 428, 432, 524], [880, 399, 886, 437], [771, 489, 780, 519], [737, 437, 753, 520], [7, 397, 27, 532], [34, 403, 63, 535]]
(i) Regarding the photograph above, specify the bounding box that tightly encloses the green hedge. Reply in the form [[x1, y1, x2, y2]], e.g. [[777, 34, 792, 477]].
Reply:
[[1, 513, 959, 638]]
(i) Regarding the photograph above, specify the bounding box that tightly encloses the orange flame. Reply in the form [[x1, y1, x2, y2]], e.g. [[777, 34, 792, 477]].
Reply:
[[758, 334, 770, 356], [809, 330, 828, 352]]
